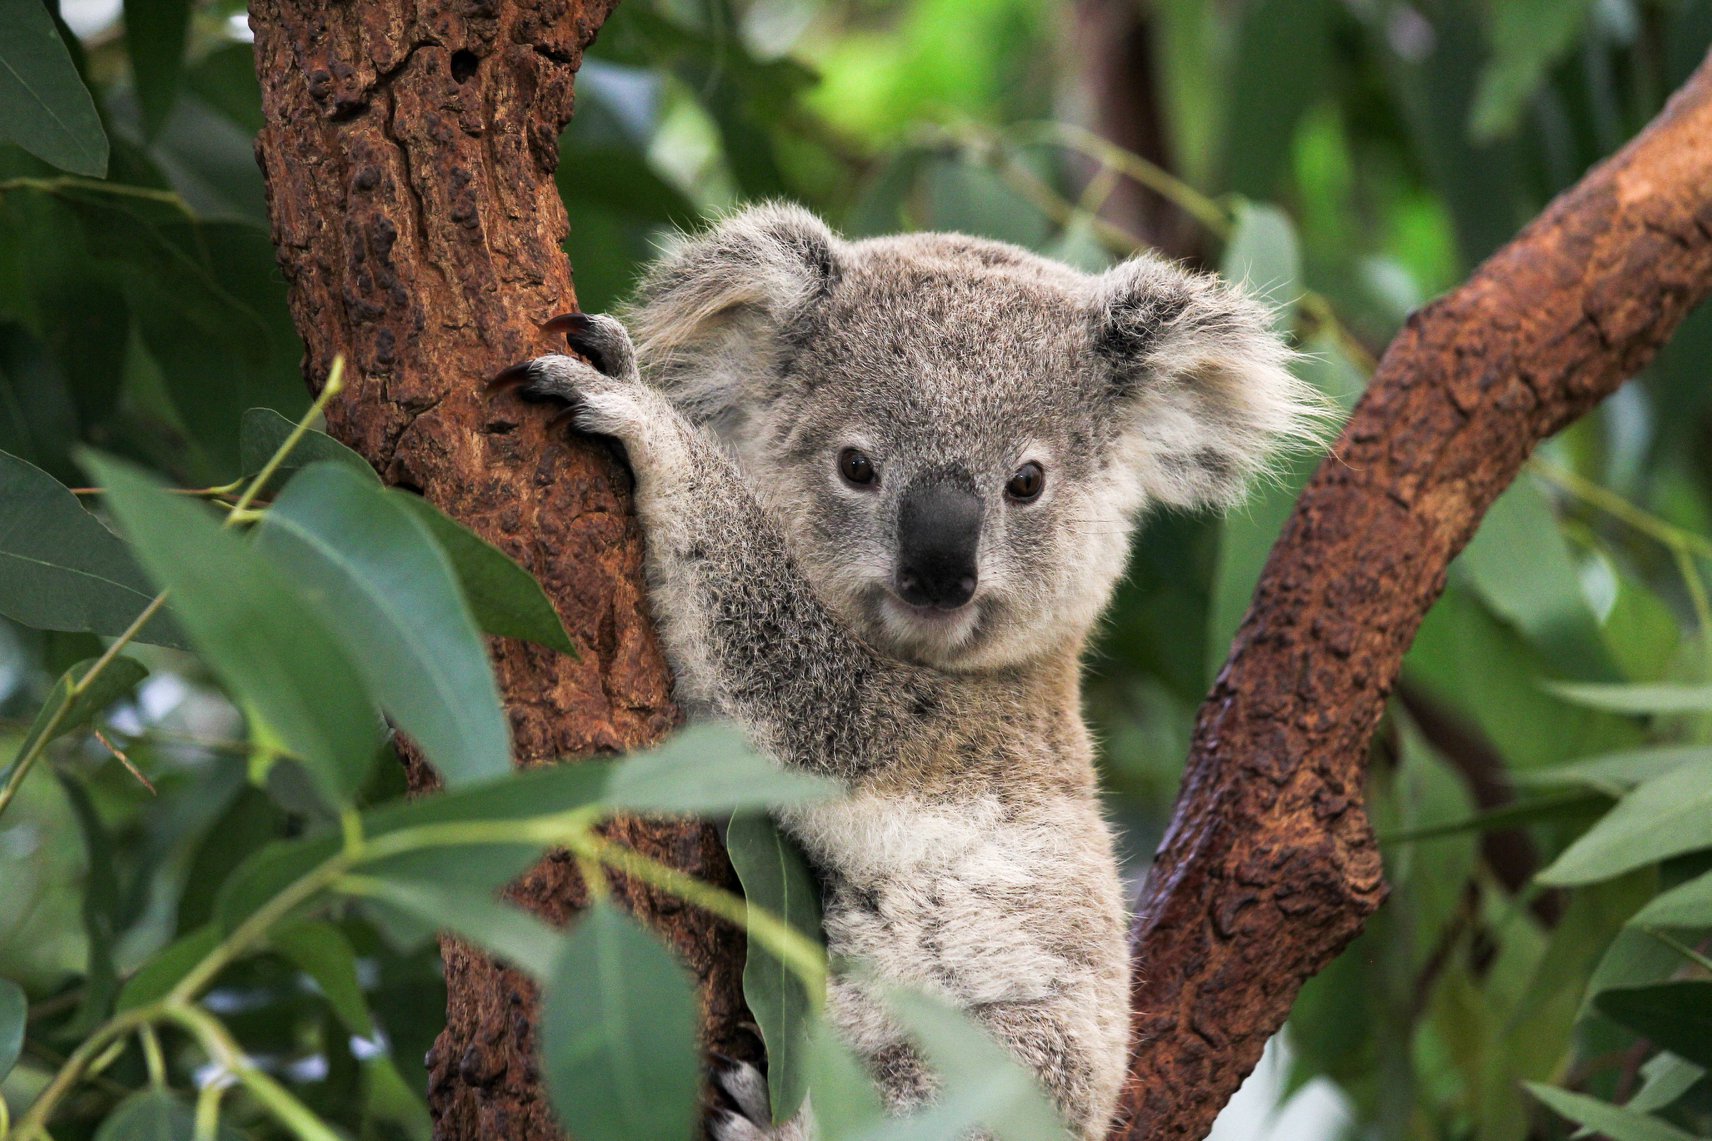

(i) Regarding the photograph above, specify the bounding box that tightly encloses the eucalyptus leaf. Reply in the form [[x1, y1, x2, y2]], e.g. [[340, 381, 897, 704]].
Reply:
[[94, 1088, 244, 1141], [0, 976, 23, 1080], [607, 723, 842, 814], [8, 655, 148, 769], [1593, 982, 1712, 1069], [1544, 681, 1712, 715], [238, 408, 379, 489], [1510, 746, 1705, 793], [1524, 1083, 1699, 1141], [59, 773, 120, 1030], [390, 491, 579, 657], [1629, 869, 1712, 930], [85, 451, 384, 807], [0, 0, 108, 175], [272, 919, 377, 1038], [123, 0, 192, 137], [1218, 201, 1301, 326], [541, 902, 701, 1141], [116, 924, 220, 1012], [728, 813, 824, 1122], [346, 876, 563, 979], [0, 450, 183, 647], [1540, 761, 1712, 885], [252, 463, 511, 787]]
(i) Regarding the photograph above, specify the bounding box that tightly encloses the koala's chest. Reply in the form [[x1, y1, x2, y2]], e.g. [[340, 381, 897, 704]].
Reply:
[[779, 792, 1111, 1004]]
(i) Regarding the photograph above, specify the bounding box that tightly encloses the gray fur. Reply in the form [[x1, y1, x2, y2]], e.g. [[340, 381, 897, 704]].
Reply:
[[504, 204, 1324, 1140]]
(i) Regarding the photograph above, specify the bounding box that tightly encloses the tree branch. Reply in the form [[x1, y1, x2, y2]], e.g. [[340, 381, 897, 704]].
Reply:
[[248, 3, 752, 1137], [1110, 49, 1712, 1139]]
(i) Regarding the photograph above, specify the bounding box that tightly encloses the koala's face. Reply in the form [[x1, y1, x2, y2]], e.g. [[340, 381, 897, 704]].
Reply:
[[629, 210, 1320, 672]]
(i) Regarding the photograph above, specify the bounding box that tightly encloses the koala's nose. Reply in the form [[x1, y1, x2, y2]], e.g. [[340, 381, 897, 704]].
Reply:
[[895, 483, 982, 610]]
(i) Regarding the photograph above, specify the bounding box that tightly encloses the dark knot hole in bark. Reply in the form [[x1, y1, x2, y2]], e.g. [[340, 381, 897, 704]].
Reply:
[[450, 49, 480, 83]]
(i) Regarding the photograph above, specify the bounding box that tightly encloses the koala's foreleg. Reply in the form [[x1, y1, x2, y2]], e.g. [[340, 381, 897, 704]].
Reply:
[[495, 314, 945, 780]]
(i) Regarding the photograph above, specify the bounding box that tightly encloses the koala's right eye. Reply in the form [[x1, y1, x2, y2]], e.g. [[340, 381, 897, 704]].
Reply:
[[838, 447, 878, 487]]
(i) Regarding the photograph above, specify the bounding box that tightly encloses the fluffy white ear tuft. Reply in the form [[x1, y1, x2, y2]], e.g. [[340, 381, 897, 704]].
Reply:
[[1089, 254, 1334, 511], [624, 202, 843, 431]]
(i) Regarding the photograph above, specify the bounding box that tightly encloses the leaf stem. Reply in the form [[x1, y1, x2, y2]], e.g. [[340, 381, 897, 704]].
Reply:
[[160, 1005, 344, 1141]]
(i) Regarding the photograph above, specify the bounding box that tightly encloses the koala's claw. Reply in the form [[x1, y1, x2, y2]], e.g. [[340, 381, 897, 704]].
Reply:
[[540, 310, 637, 380], [715, 1059, 772, 1125], [486, 360, 537, 393]]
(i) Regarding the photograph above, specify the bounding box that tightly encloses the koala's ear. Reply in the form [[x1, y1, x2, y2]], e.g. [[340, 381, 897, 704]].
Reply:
[[1089, 254, 1327, 511], [624, 202, 843, 427]]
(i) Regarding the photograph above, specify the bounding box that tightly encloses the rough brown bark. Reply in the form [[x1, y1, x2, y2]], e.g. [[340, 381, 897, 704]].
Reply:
[[1109, 49, 1712, 1140], [247, 4, 749, 1138]]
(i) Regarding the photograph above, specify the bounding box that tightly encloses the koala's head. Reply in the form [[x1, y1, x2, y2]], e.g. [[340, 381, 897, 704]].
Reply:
[[627, 204, 1326, 672]]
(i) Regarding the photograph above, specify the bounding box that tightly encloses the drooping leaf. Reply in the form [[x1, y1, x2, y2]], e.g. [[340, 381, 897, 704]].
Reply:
[[390, 491, 579, 657], [728, 813, 824, 1122], [0, 450, 184, 647], [1218, 200, 1302, 326], [123, 0, 192, 137], [606, 723, 842, 815], [213, 836, 341, 937], [238, 408, 379, 490], [1460, 480, 1620, 681], [1510, 746, 1704, 793], [0, 976, 23, 1080], [8, 655, 148, 770], [272, 919, 377, 1038], [0, 0, 108, 175], [345, 875, 563, 978], [1629, 869, 1712, 930], [93, 1088, 243, 1141], [1524, 1083, 1700, 1141], [1593, 982, 1712, 1069], [881, 983, 1074, 1141], [1544, 681, 1712, 715], [801, 1016, 888, 1140], [85, 451, 383, 806], [252, 463, 511, 787], [115, 924, 219, 1012], [59, 773, 120, 1030], [1539, 761, 1712, 885], [1469, 0, 1597, 141], [541, 902, 701, 1141]]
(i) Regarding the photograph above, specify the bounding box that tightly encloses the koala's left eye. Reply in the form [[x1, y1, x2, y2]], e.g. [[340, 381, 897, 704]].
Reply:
[[1006, 461, 1045, 502]]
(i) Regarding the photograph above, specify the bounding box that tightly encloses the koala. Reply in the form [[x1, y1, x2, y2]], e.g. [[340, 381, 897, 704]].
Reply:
[[494, 204, 1322, 1140]]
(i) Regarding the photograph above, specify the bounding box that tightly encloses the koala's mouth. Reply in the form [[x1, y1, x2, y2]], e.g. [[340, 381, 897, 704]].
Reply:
[[873, 590, 984, 658]]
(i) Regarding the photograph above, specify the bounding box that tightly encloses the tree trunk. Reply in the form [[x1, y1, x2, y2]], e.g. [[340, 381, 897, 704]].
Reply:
[[1109, 47, 1712, 1140], [247, 3, 751, 1138]]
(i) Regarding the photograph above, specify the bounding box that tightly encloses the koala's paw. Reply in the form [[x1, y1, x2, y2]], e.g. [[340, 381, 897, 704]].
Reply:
[[489, 312, 649, 441], [710, 1060, 811, 1141]]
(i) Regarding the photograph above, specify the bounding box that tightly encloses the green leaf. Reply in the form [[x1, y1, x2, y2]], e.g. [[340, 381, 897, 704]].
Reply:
[[1627, 1054, 1706, 1116], [116, 924, 220, 1012], [272, 919, 376, 1038], [1511, 746, 1704, 793], [1594, 982, 1712, 1069], [607, 724, 842, 815], [60, 773, 120, 1030], [94, 1088, 243, 1141], [390, 491, 578, 657], [252, 463, 511, 787], [213, 836, 340, 936], [1630, 869, 1712, 930], [1524, 1083, 1700, 1141], [1539, 761, 1712, 885], [123, 0, 192, 137], [801, 1016, 888, 1140], [541, 902, 701, 1141], [1469, 0, 1596, 141], [8, 655, 148, 769], [0, 450, 184, 647], [728, 814, 823, 1122], [1218, 201, 1301, 326], [881, 984, 1074, 1141], [0, 0, 108, 176], [85, 451, 383, 807], [0, 976, 23, 1080], [1544, 681, 1712, 715], [1460, 480, 1619, 681], [345, 876, 563, 978], [239, 408, 379, 489]]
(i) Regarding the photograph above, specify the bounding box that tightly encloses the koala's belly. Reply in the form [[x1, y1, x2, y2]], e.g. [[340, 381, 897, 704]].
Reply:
[[779, 791, 1125, 1008]]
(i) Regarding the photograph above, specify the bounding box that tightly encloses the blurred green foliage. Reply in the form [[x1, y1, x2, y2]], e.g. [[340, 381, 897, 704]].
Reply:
[[2, 0, 1712, 1138]]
